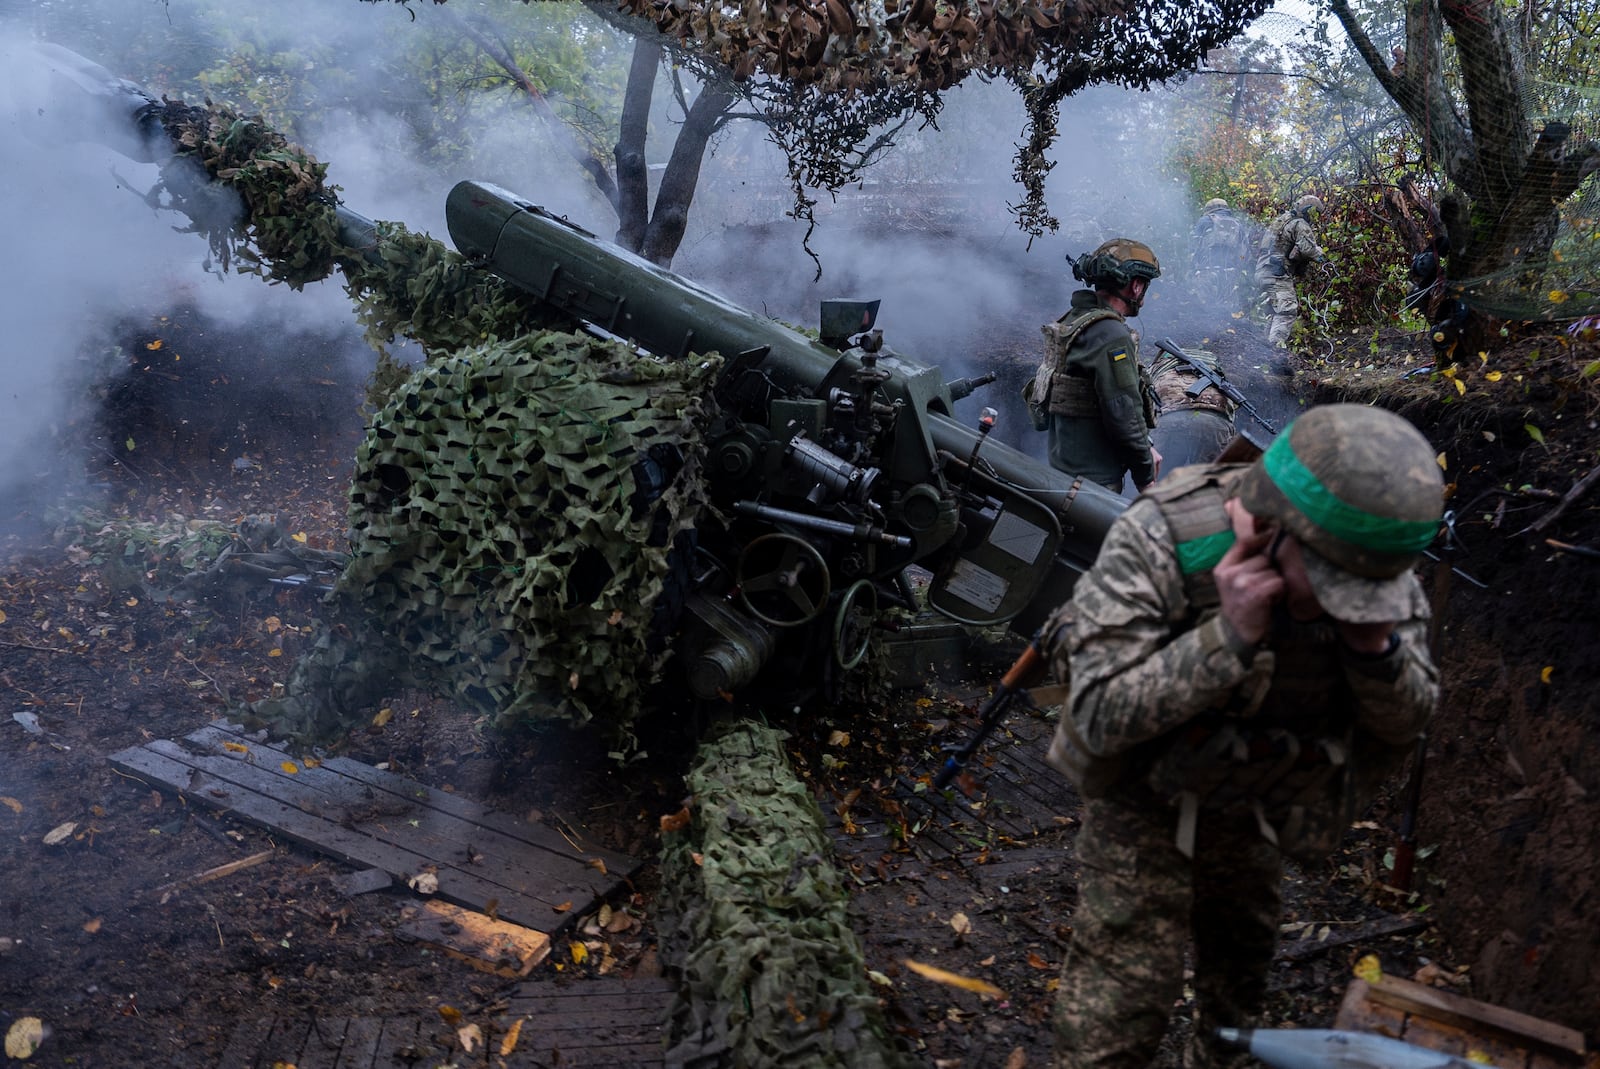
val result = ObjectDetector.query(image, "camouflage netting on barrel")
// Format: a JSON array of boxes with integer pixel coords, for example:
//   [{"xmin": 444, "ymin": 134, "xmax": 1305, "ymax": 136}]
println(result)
[
  {"xmin": 249, "ymin": 331, "xmax": 720, "ymax": 747},
  {"xmin": 657, "ymin": 719, "xmax": 913, "ymax": 1068}
]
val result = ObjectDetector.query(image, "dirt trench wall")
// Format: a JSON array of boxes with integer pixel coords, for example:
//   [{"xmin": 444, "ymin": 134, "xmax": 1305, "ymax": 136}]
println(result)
[{"xmin": 1423, "ymin": 553, "xmax": 1600, "ymax": 1036}]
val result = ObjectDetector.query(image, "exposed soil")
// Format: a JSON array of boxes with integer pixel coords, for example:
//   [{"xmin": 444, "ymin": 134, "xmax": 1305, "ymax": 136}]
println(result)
[{"xmin": 2, "ymin": 301, "xmax": 1597, "ymax": 1068}]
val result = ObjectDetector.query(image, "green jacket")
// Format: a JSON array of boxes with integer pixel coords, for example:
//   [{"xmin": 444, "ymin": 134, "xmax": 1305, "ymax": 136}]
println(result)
[{"xmin": 1037, "ymin": 290, "xmax": 1156, "ymax": 490}]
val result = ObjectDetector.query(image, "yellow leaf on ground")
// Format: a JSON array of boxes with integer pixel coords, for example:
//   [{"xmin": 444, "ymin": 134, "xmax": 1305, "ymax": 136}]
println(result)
[
  {"xmin": 437, "ymin": 1005, "xmax": 462, "ymax": 1025},
  {"xmin": 1540, "ymin": 666, "xmax": 1554, "ymax": 683},
  {"xmin": 372, "ymin": 707, "xmax": 394, "ymax": 727},
  {"xmin": 280, "ymin": 762, "xmax": 299, "ymax": 774},
  {"xmin": 1353, "ymin": 954, "xmax": 1383, "ymax": 983},
  {"xmin": 5, "ymin": 1017, "xmax": 45, "ymax": 1059},
  {"xmin": 569, "ymin": 941, "xmax": 588, "ymax": 964},
  {"xmin": 0, "ymin": 608, "xmax": 6, "ymax": 623},
  {"xmin": 903, "ymin": 959, "xmax": 1005, "ymax": 999},
  {"xmin": 82, "ymin": 917, "xmax": 102, "ymax": 934},
  {"xmin": 291, "ymin": 532, "xmax": 307, "ymax": 544},
  {"xmin": 223, "ymin": 741, "xmax": 249, "ymax": 753},
  {"xmin": 499, "ymin": 1017, "xmax": 526, "ymax": 1056},
  {"xmin": 0, "ymin": 797, "xmax": 22, "ymax": 815}
]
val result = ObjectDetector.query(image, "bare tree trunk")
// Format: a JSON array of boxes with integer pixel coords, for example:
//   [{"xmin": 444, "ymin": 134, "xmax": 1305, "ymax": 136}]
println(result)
[
  {"xmin": 640, "ymin": 82, "xmax": 736, "ymax": 267},
  {"xmin": 1329, "ymin": 0, "xmax": 1598, "ymax": 323},
  {"xmin": 614, "ymin": 38, "xmax": 661, "ymax": 252}
]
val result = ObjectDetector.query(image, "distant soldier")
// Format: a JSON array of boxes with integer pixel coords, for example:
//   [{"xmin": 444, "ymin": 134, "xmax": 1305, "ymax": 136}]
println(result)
[
  {"xmin": 1025, "ymin": 239, "xmax": 1164, "ymax": 493},
  {"xmin": 1046, "ymin": 403, "xmax": 1444, "ymax": 1069},
  {"xmin": 1146, "ymin": 347, "xmax": 1238, "ymax": 472},
  {"xmin": 1190, "ymin": 199, "xmax": 1252, "ymax": 307},
  {"xmin": 1255, "ymin": 194, "xmax": 1328, "ymax": 348}
]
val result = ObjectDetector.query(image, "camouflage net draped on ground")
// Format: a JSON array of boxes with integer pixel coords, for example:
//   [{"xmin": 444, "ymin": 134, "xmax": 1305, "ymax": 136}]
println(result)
[
  {"xmin": 657, "ymin": 718, "xmax": 912, "ymax": 1068},
  {"xmin": 248, "ymin": 332, "xmax": 720, "ymax": 748}
]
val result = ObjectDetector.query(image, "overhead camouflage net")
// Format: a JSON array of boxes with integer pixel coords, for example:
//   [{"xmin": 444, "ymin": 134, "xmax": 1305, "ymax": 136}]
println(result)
[
  {"xmin": 249, "ymin": 332, "xmax": 720, "ymax": 748},
  {"xmin": 658, "ymin": 718, "xmax": 913, "ymax": 1068}
]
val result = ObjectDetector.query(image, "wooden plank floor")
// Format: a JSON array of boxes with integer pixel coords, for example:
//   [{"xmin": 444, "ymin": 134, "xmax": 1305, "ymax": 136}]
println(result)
[
  {"xmin": 108, "ymin": 721, "xmax": 638, "ymax": 934},
  {"xmin": 828, "ymin": 706, "xmax": 1078, "ymax": 882},
  {"xmin": 216, "ymin": 977, "xmax": 675, "ymax": 1068}
]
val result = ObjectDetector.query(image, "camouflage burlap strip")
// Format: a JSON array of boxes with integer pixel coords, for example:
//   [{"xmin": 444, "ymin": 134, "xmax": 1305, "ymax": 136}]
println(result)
[
  {"xmin": 657, "ymin": 718, "xmax": 913, "ymax": 1068},
  {"xmin": 248, "ymin": 329, "xmax": 719, "ymax": 748}
]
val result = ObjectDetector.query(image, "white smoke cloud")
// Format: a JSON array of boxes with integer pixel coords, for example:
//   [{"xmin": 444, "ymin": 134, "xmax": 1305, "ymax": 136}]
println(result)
[{"xmin": 1, "ymin": 2, "xmax": 1210, "ymax": 510}]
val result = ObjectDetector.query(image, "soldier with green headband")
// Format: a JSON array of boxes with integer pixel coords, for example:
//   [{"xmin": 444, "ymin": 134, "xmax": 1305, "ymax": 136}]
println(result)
[{"xmin": 1043, "ymin": 404, "xmax": 1444, "ymax": 1069}]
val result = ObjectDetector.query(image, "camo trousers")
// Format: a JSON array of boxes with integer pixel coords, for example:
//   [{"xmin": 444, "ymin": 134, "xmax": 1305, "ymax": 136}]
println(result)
[
  {"xmin": 1260, "ymin": 274, "xmax": 1300, "ymax": 348},
  {"xmin": 1053, "ymin": 793, "xmax": 1282, "ymax": 1069}
]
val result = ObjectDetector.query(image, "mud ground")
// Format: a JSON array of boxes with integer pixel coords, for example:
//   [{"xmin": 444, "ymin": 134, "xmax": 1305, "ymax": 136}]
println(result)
[{"xmin": 2, "ymin": 301, "xmax": 1596, "ymax": 1067}]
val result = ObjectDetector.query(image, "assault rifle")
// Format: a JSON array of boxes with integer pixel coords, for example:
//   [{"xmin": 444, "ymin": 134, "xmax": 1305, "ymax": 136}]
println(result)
[
  {"xmin": 1153, "ymin": 338, "xmax": 1279, "ymax": 436},
  {"xmin": 932, "ymin": 617, "xmax": 1068, "ymax": 789}
]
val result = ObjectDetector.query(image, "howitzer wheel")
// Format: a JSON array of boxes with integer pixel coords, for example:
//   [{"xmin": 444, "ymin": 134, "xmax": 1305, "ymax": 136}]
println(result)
[
  {"xmin": 833, "ymin": 580, "xmax": 878, "ymax": 669},
  {"xmin": 736, "ymin": 534, "xmax": 831, "ymax": 628}
]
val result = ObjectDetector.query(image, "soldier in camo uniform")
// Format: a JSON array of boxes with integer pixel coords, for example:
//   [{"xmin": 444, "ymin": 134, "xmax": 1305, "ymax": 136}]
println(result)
[
  {"xmin": 1145, "ymin": 348, "xmax": 1238, "ymax": 473},
  {"xmin": 1043, "ymin": 404, "xmax": 1443, "ymax": 1069},
  {"xmin": 1255, "ymin": 195, "xmax": 1328, "ymax": 349},
  {"xmin": 1025, "ymin": 239, "xmax": 1164, "ymax": 493}
]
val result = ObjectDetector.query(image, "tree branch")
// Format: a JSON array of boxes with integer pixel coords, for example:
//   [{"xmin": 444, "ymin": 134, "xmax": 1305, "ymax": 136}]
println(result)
[{"xmin": 445, "ymin": 9, "xmax": 619, "ymax": 209}]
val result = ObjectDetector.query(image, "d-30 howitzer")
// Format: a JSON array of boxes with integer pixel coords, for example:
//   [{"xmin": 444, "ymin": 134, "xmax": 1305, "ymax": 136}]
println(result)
[
  {"xmin": 437, "ymin": 180, "xmax": 1125, "ymax": 698},
  {"xmin": 42, "ymin": 43, "xmax": 1130, "ymax": 716}
]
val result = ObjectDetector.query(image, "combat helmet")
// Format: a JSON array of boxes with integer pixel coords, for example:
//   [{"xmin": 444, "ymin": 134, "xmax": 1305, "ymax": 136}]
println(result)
[
  {"xmin": 1203, "ymin": 198, "xmax": 1230, "ymax": 213},
  {"xmin": 1072, "ymin": 238, "xmax": 1162, "ymax": 290},
  {"xmin": 1292, "ymin": 194, "xmax": 1326, "ymax": 219},
  {"xmin": 1235, "ymin": 404, "xmax": 1443, "ymax": 623}
]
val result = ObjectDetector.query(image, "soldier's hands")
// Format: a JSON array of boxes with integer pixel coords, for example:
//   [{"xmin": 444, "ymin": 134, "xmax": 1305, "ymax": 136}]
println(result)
[
  {"xmin": 1215, "ymin": 499, "xmax": 1285, "ymax": 645},
  {"xmin": 1150, "ymin": 446, "xmax": 1163, "ymax": 483}
]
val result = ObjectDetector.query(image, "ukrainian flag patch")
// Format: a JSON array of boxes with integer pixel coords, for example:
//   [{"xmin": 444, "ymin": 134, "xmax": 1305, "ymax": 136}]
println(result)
[{"xmin": 1110, "ymin": 346, "xmax": 1129, "ymax": 361}]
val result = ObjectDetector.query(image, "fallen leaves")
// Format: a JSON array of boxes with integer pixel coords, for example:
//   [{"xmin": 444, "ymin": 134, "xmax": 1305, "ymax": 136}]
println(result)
[
  {"xmin": 903, "ymin": 958, "xmax": 1006, "ymax": 1000},
  {"xmin": 42, "ymin": 822, "xmax": 77, "ymax": 846}
]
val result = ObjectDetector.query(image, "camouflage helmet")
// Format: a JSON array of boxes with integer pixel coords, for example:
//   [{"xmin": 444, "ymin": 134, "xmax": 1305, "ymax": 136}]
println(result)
[
  {"xmin": 1292, "ymin": 194, "xmax": 1326, "ymax": 218},
  {"xmin": 1203, "ymin": 198, "xmax": 1230, "ymax": 213},
  {"xmin": 1072, "ymin": 238, "xmax": 1162, "ymax": 290},
  {"xmin": 1235, "ymin": 404, "xmax": 1443, "ymax": 623}
]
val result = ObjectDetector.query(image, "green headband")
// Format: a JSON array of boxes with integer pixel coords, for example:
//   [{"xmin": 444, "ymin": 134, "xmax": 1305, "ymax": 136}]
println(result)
[{"xmin": 1262, "ymin": 432, "xmax": 1439, "ymax": 554}]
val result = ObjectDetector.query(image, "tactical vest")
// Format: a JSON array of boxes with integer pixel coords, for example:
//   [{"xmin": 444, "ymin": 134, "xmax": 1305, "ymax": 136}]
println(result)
[
  {"xmin": 1048, "ymin": 465, "xmax": 1368, "ymax": 862},
  {"xmin": 1026, "ymin": 307, "xmax": 1127, "ymax": 422}
]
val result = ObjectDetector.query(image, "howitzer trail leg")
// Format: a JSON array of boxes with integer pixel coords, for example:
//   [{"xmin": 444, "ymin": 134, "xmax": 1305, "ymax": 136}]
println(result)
[{"xmin": 1053, "ymin": 798, "xmax": 1190, "ymax": 1069}]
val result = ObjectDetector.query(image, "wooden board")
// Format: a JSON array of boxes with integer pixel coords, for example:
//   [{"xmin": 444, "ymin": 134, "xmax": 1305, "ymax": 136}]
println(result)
[
  {"xmin": 829, "ymin": 707, "xmax": 1078, "ymax": 880},
  {"xmin": 397, "ymin": 898, "xmax": 551, "ymax": 977},
  {"xmin": 110, "ymin": 722, "xmax": 639, "ymax": 935},
  {"xmin": 1336, "ymin": 974, "xmax": 1597, "ymax": 1069},
  {"xmin": 217, "ymin": 977, "xmax": 675, "ymax": 1068}
]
